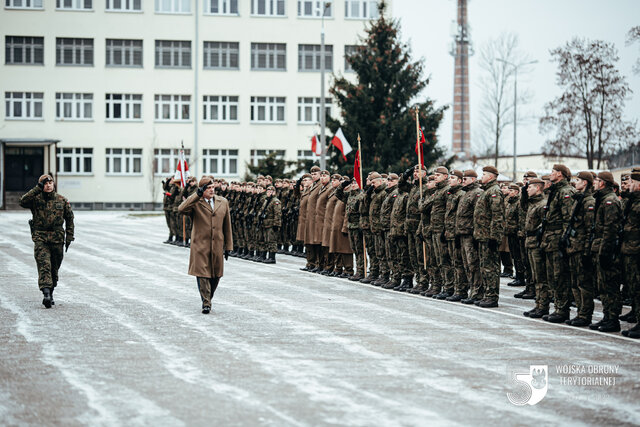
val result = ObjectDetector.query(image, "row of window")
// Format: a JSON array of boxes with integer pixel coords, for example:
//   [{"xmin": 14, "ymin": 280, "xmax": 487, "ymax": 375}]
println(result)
[
  {"xmin": 56, "ymin": 147, "xmax": 315, "ymax": 176},
  {"xmin": 5, "ymin": 0, "xmax": 379, "ymax": 19},
  {"xmin": 5, "ymin": 36, "xmax": 358, "ymax": 71},
  {"xmin": 5, "ymin": 91, "xmax": 331, "ymax": 124}
]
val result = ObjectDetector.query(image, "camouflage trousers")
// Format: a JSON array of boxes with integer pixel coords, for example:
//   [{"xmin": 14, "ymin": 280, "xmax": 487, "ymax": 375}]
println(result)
[
  {"xmin": 596, "ymin": 254, "xmax": 622, "ymax": 319},
  {"xmin": 479, "ymin": 241, "xmax": 500, "ymax": 302},
  {"xmin": 507, "ymin": 234, "xmax": 525, "ymax": 281},
  {"xmin": 448, "ymin": 239, "xmax": 468, "ymax": 297},
  {"xmin": 460, "ymin": 235, "xmax": 481, "ymax": 299},
  {"xmin": 348, "ymin": 228, "xmax": 365, "ymax": 276},
  {"xmin": 184, "ymin": 215, "xmax": 192, "ymax": 240},
  {"xmin": 164, "ymin": 210, "xmax": 173, "ymax": 236},
  {"xmin": 264, "ymin": 227, "xmax": 278, "ymax": 252},
  {"xmin": 431, "ymin": 233, "xmax": 452, "ymax": 293},
  {"xmin": 545, "ymin": 250, "xmax": 571, "ymax": 315},
  {"xmin": 528, "ymin": 247, "xmax": 550, "ymax": 311},
  {"xmin": 424, "ymin": 233, "xmax": 439, "ymax": 287},
  {"xmin": 389, "ymin": 235, "xmax": 411, "ymax": 282},
  {"xmin": 568, "ymin": 253, "xmax": 594, "ymax": 320},
  {"xmin": 375, "ymin": 231, "xmax": 389, "ymax": 277},
  {"xmin": 623, "ymin": 254, "xmax": 640, "ymax": 323},
  {"xmin": 519, "ymin": 237, "xmax": 533, "ymax": 286},
  {"xmin": 169, "ymin": 211, "xmax": 179, "ymax": 237},
  {"xmin": 34, "ymin": 241, "xmax": 64, "ymax": 290},
  {"xmin": 363, "ymin": 230, "xmax": 378, "ymax": 277},
  {"xmin": 407, "ymin": 232, "xmax": 427, "ymax": 285}
]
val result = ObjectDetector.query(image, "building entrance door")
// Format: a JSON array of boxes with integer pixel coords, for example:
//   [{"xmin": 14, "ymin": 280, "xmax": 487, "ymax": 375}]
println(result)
[{"xmin": 4, "ymin": 147, "xmax": 44, "ymax": 192}]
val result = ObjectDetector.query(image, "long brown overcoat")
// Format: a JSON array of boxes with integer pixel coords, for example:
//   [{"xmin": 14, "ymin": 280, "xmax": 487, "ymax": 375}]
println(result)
[
  {"xmin": 322, "ymin": 189, "xmax": 338, "ymax": 247},
  {"xmin": 296, "ymin": 187, "xmax": 309, "ymax": 242},
  {"xmin": 178, "ymin": 193, "xmax": 233, "ymax": 278},
  {"xmin": 313, "ymin": 184, "xmax": 330, "ymax": 245},
  {"xmin": 329, "ymin": 198, "xmax": 352, "ymax": 254},
  {"xmin": 305, "ymin": 182, "xmax": 321, "ymax": 244}
]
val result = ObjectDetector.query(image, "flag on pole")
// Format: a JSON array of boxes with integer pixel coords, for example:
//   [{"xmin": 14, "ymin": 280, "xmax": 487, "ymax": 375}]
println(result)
[
  {"xmin": 415, "ymin": 127, "xmax": 426, "ymax": 168},
  {"xmin": 174, "ymin": 146, "xmax": 190, "ymax": 187},
  {"xmin": 331, "ymin": 127, "xmax": 352, "ymax": 161},
  {"xmin": 311, "ymin": 134, "xmax": 322, "ymax": 156},
  {"xmin": 353, "ymin": 150, "xmax": 362, "ymax": 189}
]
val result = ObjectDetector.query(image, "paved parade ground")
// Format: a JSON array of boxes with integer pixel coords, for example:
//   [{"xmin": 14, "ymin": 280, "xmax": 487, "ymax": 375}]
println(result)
[{"xmin": 0, "ymin": 211, "xmax": 638, "ymax": 426}]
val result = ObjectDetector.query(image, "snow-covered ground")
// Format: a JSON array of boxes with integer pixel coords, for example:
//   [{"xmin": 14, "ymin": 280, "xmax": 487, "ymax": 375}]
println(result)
[{"xmin": 0, "ymin": 211, "xmax": 638, "ymax": 426}]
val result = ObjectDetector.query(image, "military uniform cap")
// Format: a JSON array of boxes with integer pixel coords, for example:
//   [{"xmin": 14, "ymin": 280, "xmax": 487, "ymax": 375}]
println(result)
[
  {"xmin": 415, "ymin": 164, "xmax": 427, "ymax": 171},
  {"xmin": 434, "ymin": 166, "xmax": 449, "ymax": 175},
  {"xmin": 631, "ymin": 172, "xmax": 640, "ymax": 181},
  {"xmin": 198, "ymin": 176, "xmax": 214, "ymax": 188},
  {"xmin": 265, "ymin": 175, "xmax": 273, "ymax": 181},
  {"xmin": 310, "ymin": 166, "xmax": 321, "ymax": 172},
  {"xmin": 508, "ymin": 183, "xmax": 520, "ymax": 191},
  {"xmin": 552, "ymin": 164, "xmax": 571, "ymax": 179},
  {"xmin": 428, "ymin": 175, "xmax": 436, "ymax": 181},
  {"xmin": 257, "ymin": 174, "xmax": 265, "ymax": 179},
  {"xmin": 388, "ymin": 173, "xmax": 399, "ymax": 180},
  {"xmin": 528, "ymin": 178, "xmax": 544, "ymax": 185},
  {"xmin": 301, "ymin": 173, "xmax": 311, "ymax": 179},
  {"xmin": 381, "ymin": 173, "xmax": 388, "ymax": 179},
  {"xmin": 369, "ymin": 172, "xmax": 382, "ymax": 180},
  {"xmin": 267, "ymin": 185, "xmax": 275, "ymax": 191},
  {"xmin": 621, "ymin": 174, "xmax": 630, "ymax": 181},
  {"xmin": 576, "ymin": 171, "xmax": 593, "ymax": 184},
  {"xmin": 483, "ymin": 165, "xmax": 499, "ymax": 175},
  {"xmin": 38, "ymin": 174, "xmax": 54, "ymax": 183},
  {"xmin": 524, "ymin": 171, "xmax": 537, "ymax": 178},
  {"xmin": 463, "ymin": 169, "xmax": 477, "ymax": 178},
  {"xmin": 331, "ymin": 173, "xmax": 342, "ymax": 180},
  {"xmin": 597, "ymin": 171, "xmax": 615, "ymax": 185},
  {"xmin": 451, "ymin": 170, "xmax": 463, "ymax": 179},
  {"xmin": 541, "ymin": 174, "xmax": 551, "ymax": 181}
]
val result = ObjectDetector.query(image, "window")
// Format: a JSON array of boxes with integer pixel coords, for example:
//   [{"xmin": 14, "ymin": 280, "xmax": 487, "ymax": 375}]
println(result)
[
  {"xmin": 297, "ymin": 0, "xmax": 331, "ymax": 17},
  {"xmin": 202, "ymin": 149, "xmax": 238, "ymax": 175},
  {"xmin": 105, "ymin": 93, "xmax": 142, "ymax": 120},
  {"xmin": 56, "ymin": 38, "xmax": 93, "ymax": 66},
  {"xmin": 297, "ymin": 97, "xmax": 330, "ymax": 124},
  {"xmin": 250, "ymin": 43, "xmax": 285, "ymax": 70},
  {"xmin": 106, "ymin": 0, "xmax": 141, "ymax": 11},
  {"xmin": 344, "ymin": 44, "xmax": 361, "ymax": 72},
  {"xmin": 203, "ymin": 41, "xmax": 238, "ymax": 69},
  {"xmin": 297, "ymin": 149, "xmax": 318, "ymax": 161},
  {"xmin": 5, "ymin": 0, "xmax": 43, "ymax": 9},
  {"xmin": 251, "ymin": 0, "xmax": 285, "ymax": 16},
  {"xmin": 56, "ymin": 93, "xmax": 93, "ymax": 120},
  {"xmin": 250, "ymin": 149, "xmax": 285, "ymax": 166},
  {"xmin": 153, "ymin": 148, "xmax": 191, "ymax": 174},
  {"xmin": 298, "ymin": 44, "xmax": 332, "ymax": 71},
  {"xmin": 204, "ymin": 0, "xmax": 237, "ymax": 15},
  {"xmin": 250, "ymin": 96, "xmax": 285, "ymax": 123},
  {"xmin": 203, "ymin": 95, "xmax": 238, "ymax": 122},
  {"xmin": 5, "ymin": 92, "xmax": 43, "ymax": 119},
  {"xmin": 57, "ymin": 148, "xmax": 93, "ymax": 174},
  {"xmin": 5, "ymin": 36, "xmax": 44, "ymax": 65},
  {"xmin": 56, "ymin": 0, "xmax": 92, "ymax": 10},
  {"xmin": 106, "ymin": 148, "xmax": 142, "ymax": 175},
  {"xmin": 345, "ymin": 0, "xmax": 378, "ymax": 19},
  {"xmin": 155, "ymin": 40, "xmax": 191, "ymax": 68},
  {"xmin": 155, "ymin": 95, "xmax": 191, "ymax": 121},
  {"xmin": 106, "ymin": 39, "xmax": 143, "ymax": 67},
  {"xmin": 155, "ymin": 0, "xmax": 190, "ymax": 13}
]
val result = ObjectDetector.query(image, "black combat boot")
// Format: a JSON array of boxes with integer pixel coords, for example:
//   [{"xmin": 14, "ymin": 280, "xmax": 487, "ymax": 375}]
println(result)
[
  {"xmin": 620, "ymin": 310, "xmax": 637, "ymax": 322},
  {"xmin": 185, "ymin": 239, "xmax": 190, "ymax": 248},
  {"xmin": 264, "ymin": 251, "xmax": 276, "ymax": 264},
  {"xmin": 598, "ymin": 318, "xmax": 621, "ymax": 333},
  {"xmin": 446, "ymin": 294, "xmax": 464, "ymax": 302},
  {"xmin": 589, "ymin": 316, "xmax": 609, "ymax": 330},
  {"xmin": 461, "ymin": 297, "xmax": 477, "ymax": 304},
  {"xmin": 622, "ymin": 323, "xmax": 640, "ymax": 338},
  {"xmin": 477, "ymin": 299, "xmax": 499, "ymax": 308},
  {"xmin": 507, "ymin": 278, "xmax": 525, "ymax": 287},
  {"xmin": 395, "ymin": 277, "xmax": 413, "ymax": 292},
  {"xmin": 435, "ymin": 291, "xmax": 452, "ymax": 300},
  {"xmin": 349, "ymin": 273, "xmax": 363, "ymax": 281},
  {"xmin": 528, "ymin": 308, "xmax": 549, "ymax": 318},
  {"xmin": 50, "ymin": 287, "xmax": 55, "ymax": 306},
  {"xmin": 176, "ymin": 238, "xmax": 185, "ymax": 247},
  {"xmin": 382, "ymin": 279, "xmax": 399, "ymax": 289},
  {"xmin": 163, "ymin": 235, "xmax": 174, "ymax": 244},
  {"xmin": 566, "ymin": 317, "xmax": 591, "ymax": 327},
  {"xmin": 42, "ymin": 288, "xmax": 52, "ymax": 309},
  {"xmin": 523, "ymin": 308, "xmax": 537, "ymax": 317}
]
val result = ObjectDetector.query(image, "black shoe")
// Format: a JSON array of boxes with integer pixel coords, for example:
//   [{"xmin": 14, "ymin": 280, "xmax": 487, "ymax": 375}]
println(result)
[
  {"xmin": 567, "ymin": 317, "xmax": 591, "ymax": 327},
  {"xmin": 163, "ymin": 236, "xmax": 174, "ymax": 244},
  {"xmin": 461, "ymin": 298, "xmax": 477, "ymax": 305},
  {"xmin": 528, "ymin": 309, "xmax": 549, "ymax": 318},
  {"xmin": 50, "ymin": 288, "xmax": 55, "ymax": 306},
  {"xmin": 446, "ymin": 294, "xmax": 464, "ymax": 302},
  {"xmin": 434, "ymin": 292, "xmax": 451, "ymax": 300},
  {"xmin": 523, "ymin": 308, "xmax": 537, "ymax": 317},
  {"xmin": 545, "ymin": 312, "xmax": 569, "ymax": 323},
  {"xmin": 395, "ymin": 278, "xmax": 413, "ymax": 292},
  {"xmin": 520, "ymin": 292, "xmax": 536, "ymax": 300},
  {"xmin": 500, "ymin": 272, "xmax": 512, "ymax": 278},
  {"xmin": 202, "ymin": 306, "xmax": 210, "ymax": 314},
  {"xmin": 349, "ymin": 274, "xmax": 363, "ymax": 281},
  {"xmin": 424, "ymin": 288, "xmax": 440, "ymax": 297},
  {"xmin": 478, "ymin": 299, "xmax": 498, "ymax": 308},
  {"xmin": 360, "ymin": 275, "xmax": 377, "ymax": 284},
  {"xmin": 300, "ymin": 266, "xmax": 310, "ymax": 271},
  {"xmin": 42, "ymin": 288, "xmax": 52, "ymax": 309},
  {"xmin": 263, "ymin": 252, "xmax": 276, "ymax": 264},
  {"xmin": 622, "ymin": 323, "xmax": 640, "ymax": 338},
  {"xmin": 507, "ymin": 279, "xmax": 525, "ymax": 287},
  {"xmin": 382, "ymin": 280, "xmax": 399, "ymax": 289},
  {"xmin": 598, "ymin": 319, "xmax": 621, "ymax": 333},
  {"xmin": 589, "ymin": 317, "xmax": 608, "ymax": 330},
  {"xmin": 619, "ymin": 310, "xmax": 637, "ymax": 322},
  {"xmin": 320, "ymin": 270, "xmax": 331, "ymax": 276},
  {"xmin": 309, "ymin": 267, "xmax": 320, "ymax": 273}
]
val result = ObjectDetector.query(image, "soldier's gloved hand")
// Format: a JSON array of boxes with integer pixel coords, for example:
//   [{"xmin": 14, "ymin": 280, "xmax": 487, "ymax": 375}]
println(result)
[
  {"xmin": 366, "ymin": 186, "xmax": 375, "ymax": 195},
  {"xmin": 37, "ymin": 178, "xmax": 49, "ymax": 190},
  {"xmin": 224, "ymin": 250, "xmax": 229, "ymax": 261},
  {"xmin": 65, "ymin": 240, "xmax": 71, "ymax": 252},
  {"xmin": 340, "ymin": 179, "xmax": 351, "ymax": 189},
  {"xmin": 196, "ymin": 185, "xmax": 205, "ymax": 197},
  {"xmin": 403, "ymin": 168, "xmax": 413, "ymax": 181},
  {"xmin": 488, "ymin": 239, "xmax": 498, "ymax": 252}
]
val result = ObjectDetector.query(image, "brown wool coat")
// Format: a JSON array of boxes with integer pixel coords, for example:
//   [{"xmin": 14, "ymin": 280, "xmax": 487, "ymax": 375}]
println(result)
[
  {"xmin": 322, "ymin": 190, "xmax": 339, "ymax": 247},
  {"xmin": 296, "ymin": 187, "xmax": 309, "ymax": 242},
  {"xmin": 178, "ymin": 193, "xmax": 233, "ymax": 278},
  {"xmin": 329, "ymin": 198, "xmax": 352, "ymax": 254},
  {"xmin": 313, "ymin": 184, "xmax": 331, "ymax": 245},
  {"xmin": 305, "ymin": 182, "xmax": 321, "ymax": 244}
]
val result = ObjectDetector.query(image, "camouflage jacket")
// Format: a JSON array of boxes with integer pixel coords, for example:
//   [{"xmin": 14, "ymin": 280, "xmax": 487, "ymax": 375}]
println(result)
[
  {"xmin": 379, "ymin": 186, "xmax": 397, "ymax": 232},
  {"xmin": 430, "ymin": 180, "xmax": 449, "ymax": 233},
  {"xmin": 505, "ymin": 196, "xmax": 520, "ymax": 236},
  {"xmin": 455, "ymin": 181, "xmax": 481, "ymax": 236},
  {"xmin": 359, "ymin": 186, "xmax": 373, "ymax": 230},
  {"xmin": 473, "ymin": 179, "xmax": 504, "ymax": 242},
  {"xmin": 419, "ymin": 188, "xmax": 436, "ymax": 236},
  {"xmin": 541, "ymin": 179, "xmax": 576, "ymax": 252},
  {"xmin": 566, "ymin": 189, "xmax": 596, "ymax": 256},
  {"xmin": 369, "ymin": 184, "xmax": 387, "ymax": 233},
  {"xmin": 405, "ymin": 181, "xmax": 427, "ymax": 233},
  {"xmin": 261, "ymin": 196, "xmax": 282, "ymax": 228},
  {"xmin": 621, "ymin": 191, "xmax": 640, "ymax": 255},
  {"xmin": 524, "ymin": 193, "xmax": 546, "ymax": 249},
  {"xmin": 444, "ymin": 185, "xmax": 463, "ymax": 240},
  {"xmin": 336, "ymin": 187, "xmax": 362, "ymax": 230},
  {"xmin": 389, "ymin": 187, "xmax": 408, "ymax": 238},
  {"xmin": 19, "ymin": 187, "xmax": 74, "ymax": 244},
  {"xmin": 591, "ymin": 187, "xmax": 622, "ymax": 255}
]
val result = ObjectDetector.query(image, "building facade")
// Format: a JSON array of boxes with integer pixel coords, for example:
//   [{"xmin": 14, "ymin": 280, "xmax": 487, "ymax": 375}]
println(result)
[{"xmin": 0, "ymin": 0, "xmax": 387, "ymax": 209}]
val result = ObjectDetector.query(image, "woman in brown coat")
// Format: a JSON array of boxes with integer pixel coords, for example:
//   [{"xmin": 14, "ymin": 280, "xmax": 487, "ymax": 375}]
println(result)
[{"xmin": 178, "ymin": 177, "xmax": 233, "ymax": 314}]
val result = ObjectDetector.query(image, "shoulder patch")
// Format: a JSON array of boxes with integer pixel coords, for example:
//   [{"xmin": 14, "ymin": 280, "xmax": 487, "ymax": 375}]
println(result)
[
  {"xmin": 564, "ymin": 194, "xmax": 571, "ymax": 198},
  {"xmin": 606, "ymin": 201, "xmax": 612, "ymax": 205},
  {"xmin": 275, "ymin": 201, "xmax": 280, "ymax": 205},
  {"xmin": 476, "ymin": 194, "xmax": 481, "ymax": 197},
  {"xmin": 588, "ymin": 206, "xmax": 594, "ymax": 210},
  {"xmin": 491, "ymin": 194, "xmax": 497, "ymax": 197}
]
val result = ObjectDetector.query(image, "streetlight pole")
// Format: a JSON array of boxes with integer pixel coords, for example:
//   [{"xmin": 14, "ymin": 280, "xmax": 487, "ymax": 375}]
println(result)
[
  {"xmin": 496, "ymin": 58, "xmax": 537, "ymax": 181},
  {"xmin": 319, "ymin": 2, "xmax": 331, "ymax": 171}
]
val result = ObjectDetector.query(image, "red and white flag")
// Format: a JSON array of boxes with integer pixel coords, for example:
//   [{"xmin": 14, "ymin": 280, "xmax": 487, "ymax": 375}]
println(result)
[
  {"xmin": 311, "ymin": 134, "xmax": 323, "ymax": 156},
  {"xmin": 353, "ymin": 149, "xmax": 362, "ymax": 189},
  {"xmin": 174, "ymin": 148, "xmax": 190, "ymax": 187},
  {"xmin": 331, "ymin": 127, "xmax": 352, "ymax": 161},
  {"xmin": 415, "ymin": 126, "xmax": 426, "ymax": 169}
]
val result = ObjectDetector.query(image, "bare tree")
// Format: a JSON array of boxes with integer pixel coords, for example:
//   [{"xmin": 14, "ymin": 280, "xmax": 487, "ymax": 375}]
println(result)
[
  {"xmin": 539, "ymin": 38, "xmax": 636, "ymax": 169},
  {"xmin": 627, "ymin": 26, "xmax": 640, "ymax": 75},
  {"xmin": 475, "ymin": 32, "xmax": 533, "ymax": 164}
]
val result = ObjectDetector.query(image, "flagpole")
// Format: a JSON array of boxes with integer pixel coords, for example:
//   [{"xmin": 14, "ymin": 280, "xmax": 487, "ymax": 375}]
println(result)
[
  {"xmin": 358, "ymin": 133, "xmax": 367, "ymax": 276},
  {"xmin": 415, "ymin": 109, "xmax": 427, "ymax": 269},
  {"xmin": 180, "ymin": 140, "xmax": 186, "ymax": 245}
]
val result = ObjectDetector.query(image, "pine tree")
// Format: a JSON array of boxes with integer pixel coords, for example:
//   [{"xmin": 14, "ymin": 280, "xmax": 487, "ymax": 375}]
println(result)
[
  {"xmin": 327, "ymin": 0, "xmax": 446, "ymax": 174},
  {"xmin": 244, "ymin": 152, "xmax": 298, "ymax": 180}
]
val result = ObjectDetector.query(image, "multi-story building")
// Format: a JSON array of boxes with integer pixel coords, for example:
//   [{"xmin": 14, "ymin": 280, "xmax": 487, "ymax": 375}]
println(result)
[{"xmin": 0, "ymin": 0, "xmax": 387, "ymax": 209}]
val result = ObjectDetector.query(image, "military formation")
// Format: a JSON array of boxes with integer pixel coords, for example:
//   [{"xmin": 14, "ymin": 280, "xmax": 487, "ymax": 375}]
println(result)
[{"xmin": 159, "ymin": 164, "xmax": 640, "ymax": 338}]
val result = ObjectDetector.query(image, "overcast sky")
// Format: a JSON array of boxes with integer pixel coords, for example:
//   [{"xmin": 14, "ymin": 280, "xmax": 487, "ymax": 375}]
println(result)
[{"xmin": 391, "ymin": 0, "xmax": 640, "ymax": 156}]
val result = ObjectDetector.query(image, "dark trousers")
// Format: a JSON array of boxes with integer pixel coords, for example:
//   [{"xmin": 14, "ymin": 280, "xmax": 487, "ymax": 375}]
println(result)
[{"xmin": 197, "ymin": 276, "xmax": 220, "ymax": 308}]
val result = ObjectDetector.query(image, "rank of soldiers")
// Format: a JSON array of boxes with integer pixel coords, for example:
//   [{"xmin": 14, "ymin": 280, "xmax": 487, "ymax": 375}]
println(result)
[{"xmin": 160, "ymin": 165, "xmax": 640, "ymax": 338}]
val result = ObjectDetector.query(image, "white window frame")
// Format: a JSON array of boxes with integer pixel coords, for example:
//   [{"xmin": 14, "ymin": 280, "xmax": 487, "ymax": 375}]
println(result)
[
  {"xmin": 5, "ymin": 0, "xmax": 43, "ymax": 9},
  {"xmin": 203, "ymin": 41, "xmax": 239, "ymax": 69},
  {"xmin": 105, "ymin": 148, "xmax": 143, "ymax": 175},
  {"xmin": 4, "ymin": 92, "xmax": 43, "ymax": 120},
  {"xmin": 56, "ymin": 37, "xmax": 94, "ymax": 66},
  {"xmin": 155, "ymin": 40, "xmax": 191, "ymax": 68},
  {"xmin": 203, "ymin": 95, "xmax": 239, "ymax": 123},
  {"xmin": 56, "ymin": 93, "xmax": 93, "ymax": 121},
  {"xmin": 57, "ymin": 147, "xmax": 93, "ymax": 175},
  {"xmin": 298, "ymin": 44, "xmax": 332, "ymax": 71},
  {"xmin": 297, "ymin": 97, "xmax": 330, "ymax": 124},
  {"xmin": 344, "ymin": 0, "xmax": 378, "ymax": 19},
  {"xmin": 344, "ymin": 44, "xmax": 360, "ymax": 72},
  {"xmin": 297, "ymin": 149, "xmax": 319, "ymax": 161},
  {"xmin": 105, "ymin": 93, "xmax": 143, "ymax": 121},
  {"xmin": 106, "ymin": 0, "xmax": 142, "ymax": 12},
  {"xmin": 250, "ymin": 149, "xmax": 285, "ymax": 166},
  {"xmin": 202, "ymin": 149, "xmax": 239, "ymax": 176},
  {"xmin": 251, "ymin": 0, "xmax": 285, "ymax": 16},
  {"xmin": 5, "ymin": 36, "xmax": 44, "ymax": 65},
  {"xmin": 154, "ymin": 94, "xmax": 191, "ymax": 122},
  {"xmin": 250, "ymin": 43, "xmax": 286, "ymax": 71},
  {"xmin": 56, "ymin": 0, "xmax": 92, "ymax": 10},
  {"xmin": 203, "ymin": 0, "xmax": 238, "ymax": 15},
  {"xmin": 250, "ymin": 96, "xmax": 285, "ymax": 124},
  {"xmin": 154, "ymin": 148, "xmax": 191, "ymax": 175},
  {"xmin": 106, "ymin": 39, "xmax": 143, "ymax": 67},
  {"xmin": 297, "ymin": 0, "xmax": 332, "ymax": 18},
  {"xmin": 155, "ymin": 0, "xmax": 191, "ymax": 14}
]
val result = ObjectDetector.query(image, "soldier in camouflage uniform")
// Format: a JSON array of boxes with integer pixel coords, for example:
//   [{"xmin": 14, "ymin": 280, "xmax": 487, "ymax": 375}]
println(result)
[
  {"xmin": 514, "ymin": 171, "xmax": 538, "ymax": 299},
  {"xmin": 182, "ymin": 177, "xmax": 198, "ymax": 247},
  {"xmin": 162, "ymin": 177, "xmax": 175, "ymax": 243},
  {"xmin": 19, "ymin": 174, "xmax": 74, "ymax": 308},
  {"xmin": 171, "ymin": 179, "xmax": 185, "ymax": 246},
  {"xmin": 368, "ymin": 173, "xmax": 388, "ymax": 285},
  {"xmin": 472, "ymin": 166, "xmax": 505, "ymax": 308},
  {"xmin": 359, "ymin": 173, "xmax": 379, "ymax": 284},
  {"xmin": 388, "ymin": 174, "xmax": 412, "ymax": 290},
  {"xmin": 336, "ymin": 178, "xmax": 365, "ymax": 280},
  {"xmin": 419, "ymin": 176, "xmax": 438, "ymax": 296},
  {"xmin": 379, "ymin": 174, "xmax": 400, "ymax": 288},
  {"xmin": 403, "ymin": 166, "xmax": 429, "ymax": 294},
  {"xmin": 457, "ymin": 170, "xmax": 483, "ymax": 304},
  {"xmin": 443, "ymin": 170, "xmax": 467, "ymax": 301},
  {"xmin": 261, "ymin": 185, "xmax": 282, "ymax": 264},
  {"xmin": 428, "ymin": 166, "xmax": 451, "ymax": 298},
  {"xmin": 505, "ymin": 184, "xmax": 525, "ymax": 287},
  {"xmin": 622, "ymin": 171, "xmax": 640, "ymax": 338}
]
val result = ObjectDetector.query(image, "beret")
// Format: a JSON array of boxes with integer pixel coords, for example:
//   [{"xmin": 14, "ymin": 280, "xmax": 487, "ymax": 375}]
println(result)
[
  {"xmin": 576, "ymin": 171, "xmax": 593, "ymax": 184},
  {"xmin": 414, "ymin": 164, "xmax": 427, "ymax": 171},
  {"xmin": 302, "ymin": 173, "xmax": 311, "ymax": 179},
  {"xmin": 267, "ymin": 185, "xmax": 275, "ymax": 191},
  {"xmin": 529, "ymin": 178, "xmax": 544, "ymax": 185},
  {"xmin": 508, "ymin": 183, "xmax": 520, "ymax": 191},
  {"xmin": 463, "ymin": 169, "xmax": 477, "ymax": 178},
  {"xmin": 434, "ymin": 166, "xmax": 449, "ymax": 175},
  {"xmin": 331, "ymin": 174, "xmax": 342, "ymax": 180},
  {"xmin": 483, "ymin": 165, "xmax": 499, "ymax": 175},
  {"xmin": 524, "ymin": 171, "xmax": 537, "ymax": 178},
  {"xmin": 381, "ymin": 173, "xmax": 388, "ymax": 179},
  {"xmin": 310, "ymin": 166, "xmax": 321, "ymax": 172},
  {"xmin": 451, "ymin": 170, "xmax": 463, "ymax": 179},
  {"xmin": 198, "ymin": 176, "xmax": 214, "ymax": 188},
  {"xmin": 321, "ymin": 170, "xmax": 330, "ymax": 176},
  {"xmin": 369, "ymin": 172, "xmax": 382, "ymax": 179},
  {"xmin": 38, "ymin": 174, "xmax": 54, "ymax": 183},
  {"xmin": 553, "ymin": 164, "xmax": 571, "ymax": 179},
  {"xmin": 631, "ymin": 172, "xmax": 640, "ymax": 181},
  {"xmin": 597, "ymin": 171, "xmax": 615, "ymax": 185},
  {"xmin": 388, "ymin": 173, "xmax": 399, "ymax": 180}
]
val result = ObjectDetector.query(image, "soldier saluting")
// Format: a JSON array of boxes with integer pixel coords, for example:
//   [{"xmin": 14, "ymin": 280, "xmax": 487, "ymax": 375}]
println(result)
[{"xmin": 19, "ymin": 174, "xmax": 74, "ymax": 308}]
